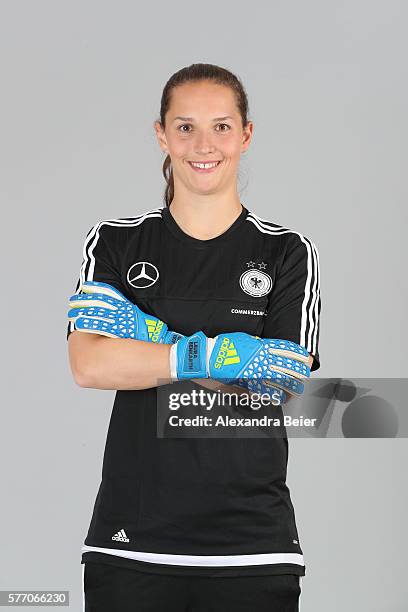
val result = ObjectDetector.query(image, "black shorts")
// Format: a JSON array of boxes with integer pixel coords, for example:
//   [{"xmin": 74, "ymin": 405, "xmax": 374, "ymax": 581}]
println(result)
[{"xmin": 82, "ymin": 562, "xmax": 302, "ymax": 612}]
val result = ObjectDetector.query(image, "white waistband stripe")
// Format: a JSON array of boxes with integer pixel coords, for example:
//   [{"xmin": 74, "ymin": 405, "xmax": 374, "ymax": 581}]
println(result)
[{"xmin": 81, "ymin": 545, "xmax": 304, "ymax": 567}]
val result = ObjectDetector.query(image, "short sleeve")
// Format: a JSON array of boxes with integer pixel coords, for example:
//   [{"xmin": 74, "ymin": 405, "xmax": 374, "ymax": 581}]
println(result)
[
  {"xmin": 262, "ymin": 232, "xmax": 321, "ymax": 371},
  {"xmin": 66, "ymin": 221, "xmax": 127, "ymax": 340}
]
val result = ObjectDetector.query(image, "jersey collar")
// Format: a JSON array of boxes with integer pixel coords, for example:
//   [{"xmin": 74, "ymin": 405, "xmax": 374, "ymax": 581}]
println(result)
[{"xmin": 161, "ymin": 204, "xmax": 249, "ymax": 248}]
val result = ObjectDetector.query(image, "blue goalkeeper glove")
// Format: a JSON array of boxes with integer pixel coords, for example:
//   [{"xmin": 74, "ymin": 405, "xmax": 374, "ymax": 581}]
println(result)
[
  {"xmin": 169, "ymin": 331, "xmax": 311, "ymax": 402},
  {"xmin": 68, "ymin": 281, "xmax": 184, "ymax": 344}
]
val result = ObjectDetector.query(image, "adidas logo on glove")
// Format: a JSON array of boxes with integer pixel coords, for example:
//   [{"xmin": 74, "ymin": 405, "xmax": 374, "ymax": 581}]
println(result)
[
  {"xmin": 214, "ymin": 337, "xmax": 240, "ymax": 369},
  {"xmin": 146, "ymin": 318, "xmax": 164, "ymax": 343}
]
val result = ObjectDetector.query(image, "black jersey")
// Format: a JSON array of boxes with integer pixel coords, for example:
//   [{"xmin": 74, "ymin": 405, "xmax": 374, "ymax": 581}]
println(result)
[{"xmin": 67, "ymin": 204, "xmax": 321, "ymax": 577}]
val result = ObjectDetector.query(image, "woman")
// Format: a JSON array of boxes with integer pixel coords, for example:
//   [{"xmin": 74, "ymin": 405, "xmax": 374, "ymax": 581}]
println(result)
[{"xmin": 67, "ymin": 63, "xmax": 321, "ymax": 612}]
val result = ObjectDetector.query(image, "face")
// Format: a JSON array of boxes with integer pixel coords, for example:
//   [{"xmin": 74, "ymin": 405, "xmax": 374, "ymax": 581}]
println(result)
[{"xmin": 154, "ymin": 80, "xmax": 253, "ymax": 196}]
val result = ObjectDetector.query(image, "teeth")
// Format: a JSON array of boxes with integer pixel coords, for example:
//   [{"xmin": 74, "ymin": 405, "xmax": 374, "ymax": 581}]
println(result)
[{"xmin": 190, "ymin": 161, "xmax": 219, "ymax": 169}]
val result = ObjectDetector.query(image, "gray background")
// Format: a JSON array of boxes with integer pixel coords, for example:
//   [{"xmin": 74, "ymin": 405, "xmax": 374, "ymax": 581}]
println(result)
[{"xmin": 1, "ymin": 0, "xmax": 407, "ymax": 610}]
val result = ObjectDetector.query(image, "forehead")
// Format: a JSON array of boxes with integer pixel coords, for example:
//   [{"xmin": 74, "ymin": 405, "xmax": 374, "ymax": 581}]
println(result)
[{"xmin": 168, "ymin": 81, "xmax": 238, "ymax": 119}]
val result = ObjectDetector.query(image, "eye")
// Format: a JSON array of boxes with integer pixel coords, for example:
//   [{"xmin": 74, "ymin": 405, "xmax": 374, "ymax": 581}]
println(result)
[
  {"xmin": 215, "ymin": 123, "xmax": 231, "ymax": 132},
  {"xmin": 177, "ymin": 124, "xmax": 192, "ymax": 133}
]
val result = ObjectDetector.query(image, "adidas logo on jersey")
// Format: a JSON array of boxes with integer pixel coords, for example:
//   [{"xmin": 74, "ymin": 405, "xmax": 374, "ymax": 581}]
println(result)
[
  {"xmin": 214, "ymin": 336, "xmax": 240, "ymax": 369},
  {"xmin": 112, "ymin": 529, "xmax": 129, "ymax": 543},
  {"xmin": 146, "ymin": 318, "xmax": 164, "ymax": 342}
]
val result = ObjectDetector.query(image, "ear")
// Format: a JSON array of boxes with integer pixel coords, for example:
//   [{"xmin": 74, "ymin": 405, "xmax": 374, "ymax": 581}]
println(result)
[
  {"xmin": 153, "ymin": 120, "xmax": 169, "ymax": 154},
  {"xmin": 242, "ymin": 121, "xmax": 254, "ymax": 153}
]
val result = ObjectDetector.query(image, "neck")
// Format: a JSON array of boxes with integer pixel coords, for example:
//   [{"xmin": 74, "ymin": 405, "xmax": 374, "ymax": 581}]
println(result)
[{"xmin": 169, "ymin": 193, "xmax": 244, "ymax": 241}]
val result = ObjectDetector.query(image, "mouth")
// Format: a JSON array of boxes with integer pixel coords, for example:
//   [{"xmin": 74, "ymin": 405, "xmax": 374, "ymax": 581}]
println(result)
[{"xmin": 187, "ymin": 160, "xmax": 222, "ymax": 173}]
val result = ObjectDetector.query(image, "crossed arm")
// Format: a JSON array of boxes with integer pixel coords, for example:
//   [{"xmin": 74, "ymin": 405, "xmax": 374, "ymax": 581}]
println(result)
[
  {"xmin": 67, "ymin": 281, "xmax": 314, "ymax": 396},
  {"xmin": 68, "ymin": 331, "xmax": 313, "ymax": 393},
  {"xmin": 68, "ymin": 331, "xmax": 173, "ymax": 390}
]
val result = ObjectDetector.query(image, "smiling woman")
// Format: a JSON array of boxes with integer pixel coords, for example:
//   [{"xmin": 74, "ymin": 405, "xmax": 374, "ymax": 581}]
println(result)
[
  {"xmin": 153, "ymin": 71, "xmax": 253, "ymax": 228},
  {"xmin": 69, "ymin": 62, "xmax": 321, "ymax": 612}
]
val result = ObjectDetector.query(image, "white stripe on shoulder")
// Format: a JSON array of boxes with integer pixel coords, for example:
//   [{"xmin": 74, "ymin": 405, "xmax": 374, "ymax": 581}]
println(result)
[
  {"xmin": 246, "ymin": 212, "xmax": 320, "ymax": 357},
  {"xmin": 69, "ymin": 208, "xmax": 164, "ymax": 334},
  {"xmin": 246, "ymin": 211, "xmax": 289, "ymax": 233},
  {"xmin": 99, "ymin": 207, "xmax": 163, "ymax": 226},
  {"xmin": 84, "ymin": 208, "xmax": 163, "ymax": 282},
  {"xmin": 69, "ymin": 207, "xmax": 163, "ymax": 304}
]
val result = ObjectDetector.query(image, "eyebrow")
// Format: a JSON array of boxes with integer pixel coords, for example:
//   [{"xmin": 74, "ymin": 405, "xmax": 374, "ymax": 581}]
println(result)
[{"xmin": 172, "ymin": 116, "xmax": 233, "ymax": 122}]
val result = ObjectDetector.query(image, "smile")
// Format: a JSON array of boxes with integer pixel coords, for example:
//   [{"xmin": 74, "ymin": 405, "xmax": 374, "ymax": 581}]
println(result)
[{"xmin": 188, "ymin": 160, "xmax": 222, "ymax": 173}]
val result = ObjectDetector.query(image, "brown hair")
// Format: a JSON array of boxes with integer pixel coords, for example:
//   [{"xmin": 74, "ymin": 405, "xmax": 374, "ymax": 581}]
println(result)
[{"xmin": 157, "ymin": 63, "xmax": 250, "ymax": 207}]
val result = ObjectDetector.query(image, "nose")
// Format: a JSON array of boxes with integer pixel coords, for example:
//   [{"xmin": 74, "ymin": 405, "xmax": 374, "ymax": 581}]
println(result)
[{"xmin": 194, "ymin": 130, "xmax": 216, "ymax": 155}]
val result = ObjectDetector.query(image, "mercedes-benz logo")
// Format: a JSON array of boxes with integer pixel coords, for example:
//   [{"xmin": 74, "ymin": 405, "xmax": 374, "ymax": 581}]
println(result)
[{"xmin": 127, "ymin": 261, "xmax": 159, "ymax": 289}]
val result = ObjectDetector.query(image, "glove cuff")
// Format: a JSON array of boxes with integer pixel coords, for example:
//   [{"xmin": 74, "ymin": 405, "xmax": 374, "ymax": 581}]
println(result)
[
  {"xmin": 169, "ymin": 343, "xmax": 179, "ymax": 381},
  {"xmin": 206, "ymin": 337, "xmax": 217, "ymax": 376},
  {"xmin": 171, "ymin": 331, "xmax": 210, "ymax": 380}
]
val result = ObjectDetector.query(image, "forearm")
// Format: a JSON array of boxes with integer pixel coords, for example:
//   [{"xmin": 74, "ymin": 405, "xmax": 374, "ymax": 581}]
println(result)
[{"xmin": 70, "ymin": 333, "xmax": 171, "ymax": 390}]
